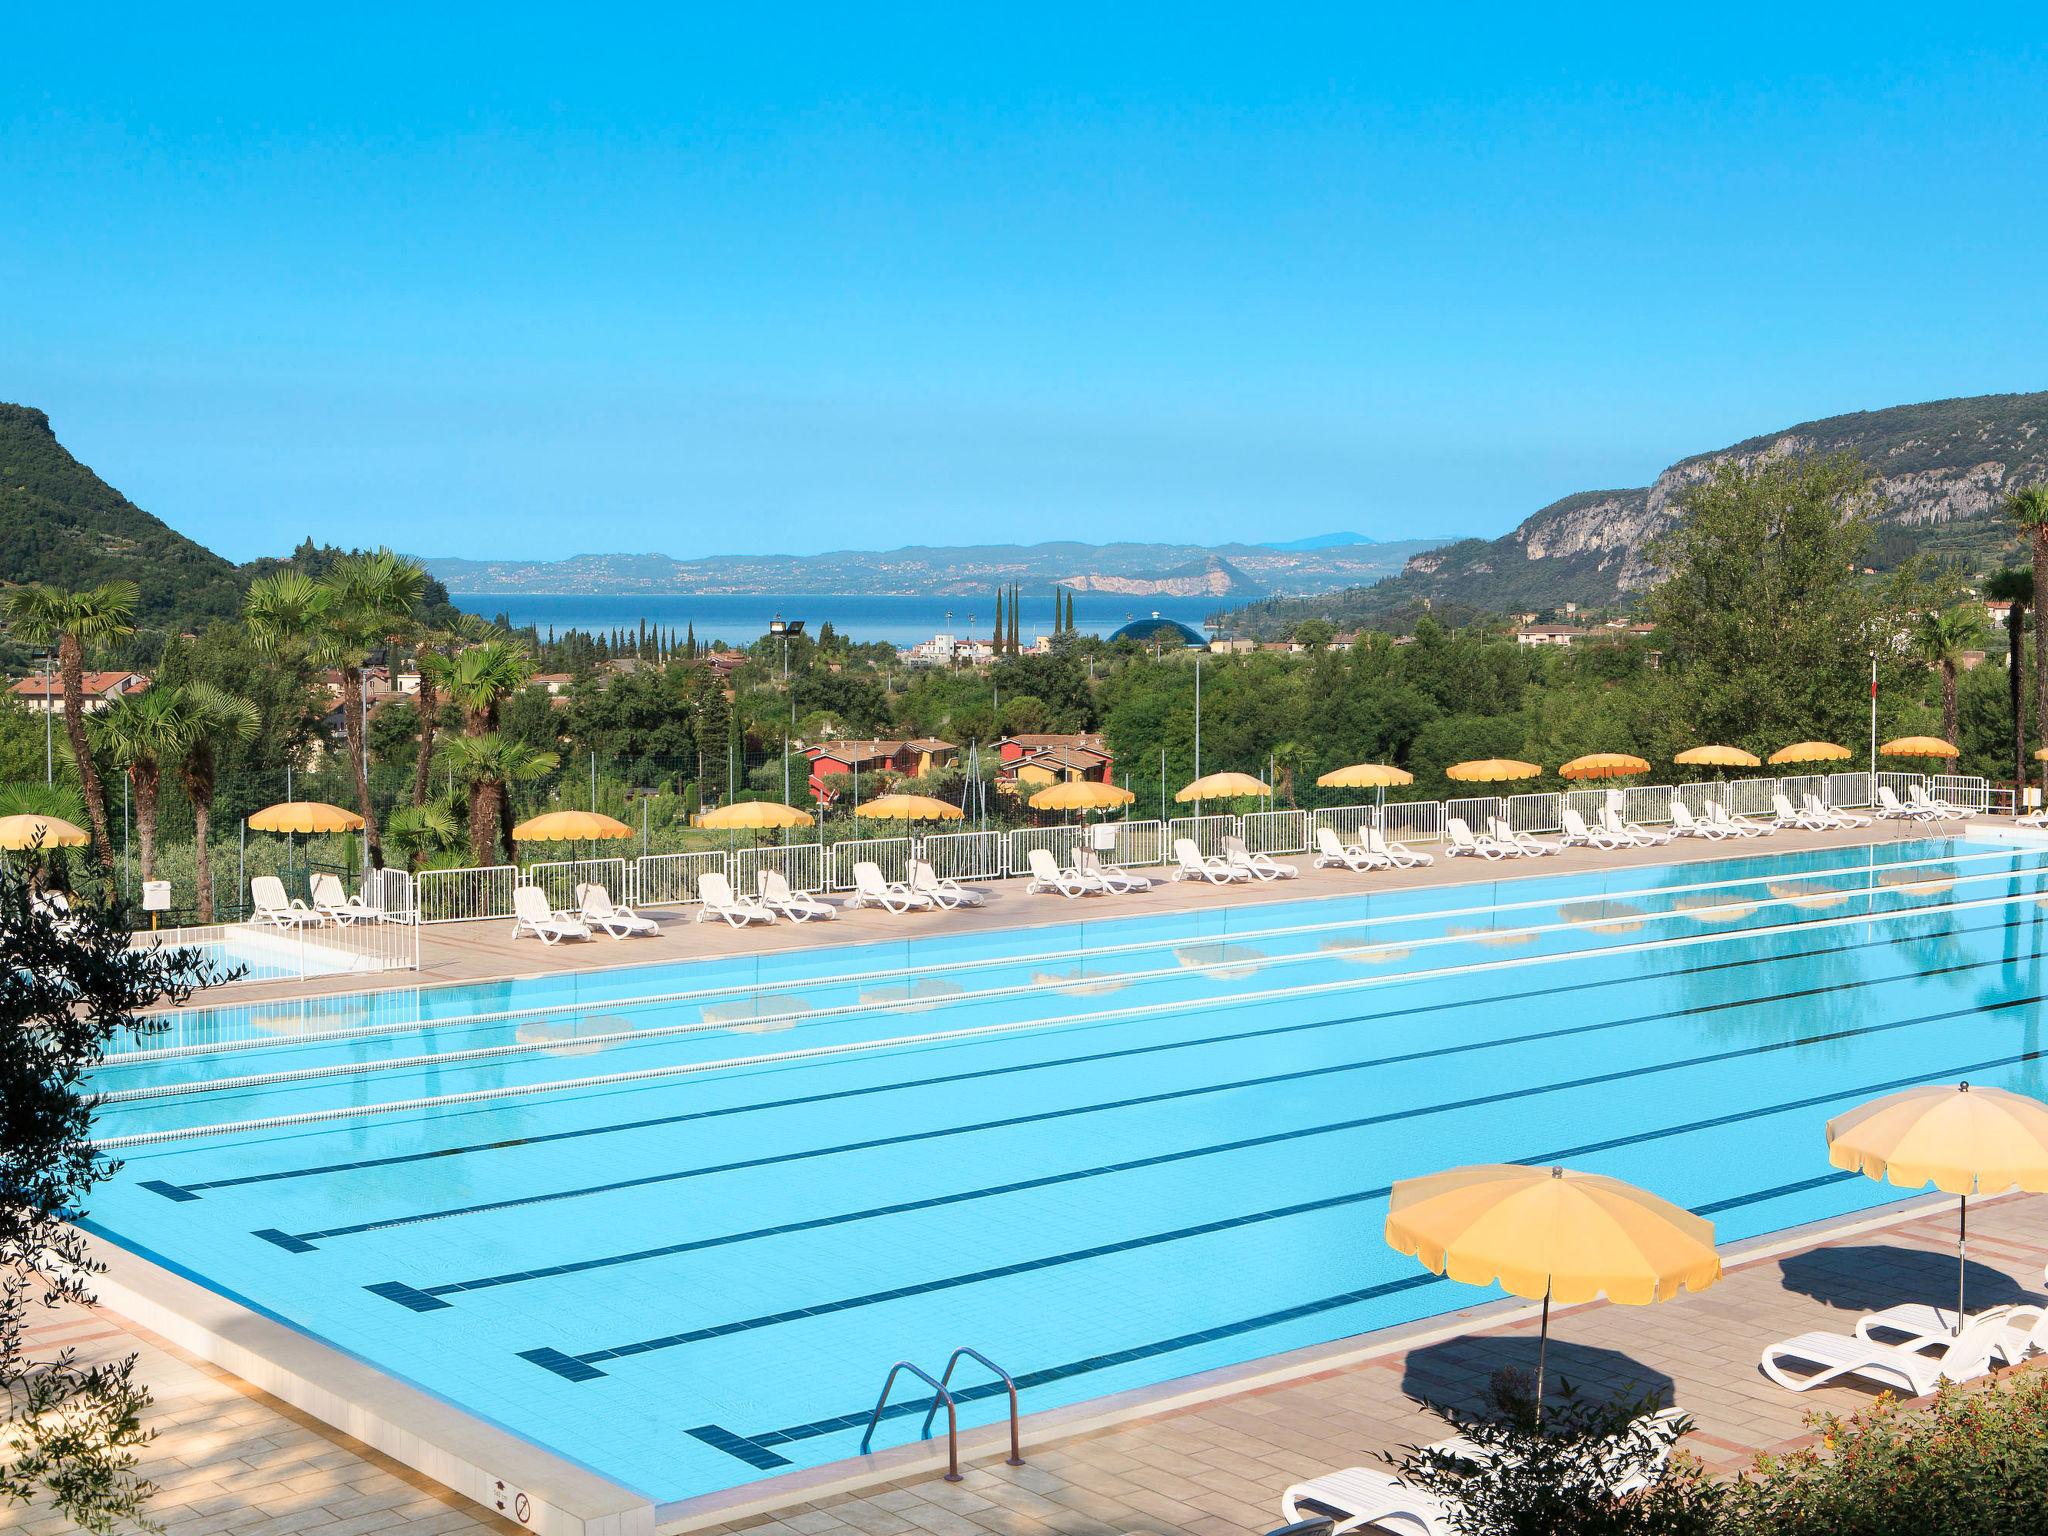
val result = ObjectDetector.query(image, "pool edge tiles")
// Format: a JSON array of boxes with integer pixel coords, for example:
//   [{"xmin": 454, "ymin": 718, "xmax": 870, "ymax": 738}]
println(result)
[{"xmin": 77, "ymin": 1228, "xmax": 657, "ymax": 1536}]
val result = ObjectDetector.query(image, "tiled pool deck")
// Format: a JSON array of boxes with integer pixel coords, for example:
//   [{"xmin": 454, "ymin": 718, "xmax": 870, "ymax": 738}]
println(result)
[{"xmin": 32, "ymin": 1191, "xmax": 2048, "ymax": 1536}]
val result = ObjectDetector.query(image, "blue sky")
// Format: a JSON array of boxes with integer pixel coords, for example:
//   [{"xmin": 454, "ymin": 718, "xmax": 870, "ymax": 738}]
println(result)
[{"xmin": 6, "ymin": 7, "xmax": 2044, "ymax": 562}]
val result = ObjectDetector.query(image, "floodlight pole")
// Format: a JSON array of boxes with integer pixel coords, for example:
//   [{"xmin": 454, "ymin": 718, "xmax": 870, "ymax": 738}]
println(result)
[
  {"xmin": 1194, "ymin": 656, "xmax": 1202, "ymax": 780},
  {"xmin": 43, "ymin": 649, "xmax": 53, "ymax": 783},
  {"xmin": 1868, "ymin": 652, "xmax": 1878, "ymax": 784}
]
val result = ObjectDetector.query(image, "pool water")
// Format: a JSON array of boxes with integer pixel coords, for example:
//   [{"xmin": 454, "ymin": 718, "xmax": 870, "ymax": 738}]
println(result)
[{"xmin": 83, "ymin": 837, "xmax": 2048, "ymax": 1505}]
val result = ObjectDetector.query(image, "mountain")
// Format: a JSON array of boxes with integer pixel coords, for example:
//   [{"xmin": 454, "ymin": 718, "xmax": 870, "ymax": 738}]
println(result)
[
  {"xmin": 1259, "ymin": 531, "xmax": 1377, "ymax": 551},
  {"xmin": 1230, "ymin": 390, "xmax": 2048, "ymax": 633},
  {"xmin": 0, "ymin": 403, "xmax": 244, "ymax": 626},
  {"xmin": 420, "ymin": 536, "xmax": 1454, "ymax": 600}
]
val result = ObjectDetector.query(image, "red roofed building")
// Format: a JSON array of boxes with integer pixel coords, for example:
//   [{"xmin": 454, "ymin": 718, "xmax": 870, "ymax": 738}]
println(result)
[
  {"xmin": 993, "ymin": 732, "xmax": 1113, "ymax": 786},
  {"xmin": 9, "ymin": 670, "xmax": 150, "ymax": 714}
]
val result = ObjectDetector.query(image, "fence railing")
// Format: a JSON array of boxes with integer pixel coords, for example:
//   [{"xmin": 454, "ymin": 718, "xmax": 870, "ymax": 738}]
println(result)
[
  {"xmin": 358, "ymin": 766, "xmax": 2003, "ymax": 928},
  {"xmin": 134, "ymin": 912, "xmax": 419, "ymax": 985}
]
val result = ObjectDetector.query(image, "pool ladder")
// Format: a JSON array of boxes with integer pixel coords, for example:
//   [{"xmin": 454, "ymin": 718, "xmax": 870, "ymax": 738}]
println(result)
[{"xmin": 860, "ymin": 1347, "xmax": 1025, "ymax": 1482}]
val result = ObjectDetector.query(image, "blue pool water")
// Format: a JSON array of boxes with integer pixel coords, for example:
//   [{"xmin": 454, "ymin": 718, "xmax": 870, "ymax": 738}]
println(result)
[{"xmin": 83, "ymin": 837, "xmax": 2048, "ymax": 1506}]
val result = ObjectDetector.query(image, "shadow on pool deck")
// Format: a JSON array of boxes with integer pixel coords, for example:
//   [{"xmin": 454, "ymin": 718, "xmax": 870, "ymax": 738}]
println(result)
[
  {"xmin": 1396, "ymin": 1335, "xmax": 1676, "ymax": 1421},
  {"xmin": 1775, "ymin": 1238, "xmax": 2042, "ymax": 1313}
]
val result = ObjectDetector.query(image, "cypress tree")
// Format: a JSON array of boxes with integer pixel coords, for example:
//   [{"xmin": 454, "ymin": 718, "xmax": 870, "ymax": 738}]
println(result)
[
  {"xmin": 1009, "ymin": 585, "xmax": 1020, "ymax": 653},
  {"xmin": 993, "ymin": 589, "xmax": 1004, "ymax": 654},
  {"xmin": 686, "ymin": 621, "xmax": 696, "ymax": 656}
]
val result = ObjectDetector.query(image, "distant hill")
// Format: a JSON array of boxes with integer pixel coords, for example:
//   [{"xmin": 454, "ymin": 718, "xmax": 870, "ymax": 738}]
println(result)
[
  {"xmin": 0, "ymin": 403, "xmax": 244, "ymax": 626},
  {"xmin": 1258, "ymin": 531, "xmax": 1378, "ymax": 551},
  {"xmin": 1230, "ymin": 390, "xmax": 2048, "ymax": 634},
  {"xmin": 421, "ymin": 536, "xmax": 1455, "ymax": 601}
]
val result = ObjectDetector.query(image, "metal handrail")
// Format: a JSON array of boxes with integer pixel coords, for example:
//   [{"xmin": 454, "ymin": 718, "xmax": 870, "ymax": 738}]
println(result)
[
  {"xmin": 922, "ymin": 1346, "xmax": 1025, "ymax": 1467},
  {"xmin": 861, "ymin": 1360, "xmax": 962, "ymax": 1481}
]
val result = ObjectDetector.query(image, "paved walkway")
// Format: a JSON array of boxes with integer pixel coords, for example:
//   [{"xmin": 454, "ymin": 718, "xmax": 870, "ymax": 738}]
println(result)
[{"xmin": 24, "ymin": 1192, "xmax": 2047, "ymax": 1536}]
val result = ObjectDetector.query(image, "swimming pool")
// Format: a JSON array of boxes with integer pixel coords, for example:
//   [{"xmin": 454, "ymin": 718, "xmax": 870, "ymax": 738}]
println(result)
[{"xmin": 82, "ymin": 836, "xmax": 2048, "ymax": 1507}]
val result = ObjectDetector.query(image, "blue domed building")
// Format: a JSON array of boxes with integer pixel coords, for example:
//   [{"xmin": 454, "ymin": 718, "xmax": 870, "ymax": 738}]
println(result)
[{"xmin": 1108, "ymin": 613, "xmax": 1209, "ymax": 648}]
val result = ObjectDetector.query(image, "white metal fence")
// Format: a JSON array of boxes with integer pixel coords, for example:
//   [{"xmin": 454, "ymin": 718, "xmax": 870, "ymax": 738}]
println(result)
[
  {"xmin": 633, "ymin": 850, "xmax": 730, "ymax": 906},
  {"xmin": 135, "ymin": 913, "xmax": 419, "ymax": 985},
  {"xmin": 1166, "ymin": 814, "xmax": 1237, "ymax": 857},
  {"xmin": 416, "ymin": 863, "xmax": 518, "ymax": 924},
  {"xmin": 1444, "ymin": 796, "xmax": 1506, "ymax": 837},
  {"xmin": 1827, "ymin": 772, "xmax": 1873, "ymax": 808},
  {"xmin": 923, "ymin": 829, "xmax": 1006, "ymax": 882},
  {"xmin": 731, "ymin": 843, "xmax": 827, "ymax": 899},
  {"xmin": 524, "ymin": 857, "xmax": 631, "ymax": 911},
  {"xmin": 1101, "ymin": 818, "xmax": 1169, "ymax": 867},
  {"xmin": 1241, "ymin": 809, "xmax": 1310, "ymax": 854},
  {"xmin": 1504, "ymin": 792, "xmax": 1561, "ymax": 835},
  {"xmin": 829, "ymin": 835, "xmax": 913, "ymax": 891}
]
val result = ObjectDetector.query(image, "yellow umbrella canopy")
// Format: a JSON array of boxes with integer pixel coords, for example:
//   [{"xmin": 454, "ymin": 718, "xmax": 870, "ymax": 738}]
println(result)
[
  {"xmin": 1674, "ymin": 745, "xmax": 1761, "ymax": 768},
  {"xmin": 247, "ymin": 800, "xmax": 364, "ymax": 834},
  {"xmin": 1386, "ymin": 1163, "xmax": 1719, "ymax": 1414},
  {"xmin": 511, "ymin": 810, "xmax": 634, "ymax": 842},
  {"xmin": 1175, "ymin": 771, "xmax": 1271, "ymax": 803},
  {"xmin": 0, "ymin": 813, "xmax": 90, "ymax": 850},
  {"xmin": 853, "ymin": 793, "xmax": 965, "ymax": 822},
  {"xmin": 1444, "ymin": 759, "xmax": 1542, "ymax": 784},
  {"xmin": 1316, "ymin": 762, "xmax": 1414, "ymax": 789},
  {"xmin": 1827, "ymin": 1082, "xmax": 2048, "ymax": 1325},
  {"xmin": 1768, "ymin": 741, "xmax": 1852, "ymax": 766},
  {"xmin": 1558, "ymin": 753, "xmax": 1650, "ymax": 780},
  {"xmin": 693, "ymin": 800, "xmax": 815, "ymax": 830},
  {"xmin": 1880, "ymin": 735, "xmax": 1960, "ymax": 759},
  {"xmin": 1028, "ymin": 780, "xmax": 1136, "ymax": 812}
]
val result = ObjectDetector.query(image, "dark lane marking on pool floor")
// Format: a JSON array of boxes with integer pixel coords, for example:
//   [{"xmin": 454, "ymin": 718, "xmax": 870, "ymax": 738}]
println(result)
[
  {"xmin": 147, "ymin": 903, "xmax": 2039, "ymax": 1201},
  {"xmin": 518, "ymin": 1041, "xmax": 2047, "ymax": 1379}
]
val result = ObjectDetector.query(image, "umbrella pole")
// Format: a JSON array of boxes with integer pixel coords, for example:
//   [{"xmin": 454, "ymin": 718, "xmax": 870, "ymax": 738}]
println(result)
[
  {"xmin": 1535, "ymin": 1285, "xmax": 1550, "ymax": 1427},
  {"xmin": 1957, "ymin": 1193, "xmax": 1968, "ymax": 1334}
]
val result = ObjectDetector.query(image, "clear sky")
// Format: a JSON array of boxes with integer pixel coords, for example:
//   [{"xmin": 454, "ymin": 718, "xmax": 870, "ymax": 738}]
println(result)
[{"xmin": 6, "ymin": 7, "xmax": 2044, "ymax": 563}]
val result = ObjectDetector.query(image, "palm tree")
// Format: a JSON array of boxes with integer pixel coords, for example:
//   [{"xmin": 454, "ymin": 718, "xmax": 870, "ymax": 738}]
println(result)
[
  {"xmin": 1986, "ymin": 568, "xmax": 2034, "ymax": 801},
  {"xmin": 406, "ymin": 612, "xmax": 497, "ymax": 805},
  {"xmin": 1270, "ymin": 740, "xmax": 1314, "ymax": 808},
  {"xmin": 175, "ymin": 682, "xmax": 261, "ymax": 921},
  {"xmin": 3, "ymin": 581, "xmax": 137, "ymax": 885},
  {"xmin": 1910, "ymin": 607, "xmax": 1982, "ymax": 747},
  {"xmin": 383, "ymin": 799, "xmax": 463, "ymax": 871},
  {"xmin": 441, "ymin": 636, "xmax": 534, "ymax": 736},
  {"xmin": 95, "ymin": 686, "xmax": 192, "ymax": 885},
  {"xmin": 322, "ymin": 552, "xmax": 427, "ymax": 867},
  {"xmin": 437, "ymin": 733, "xmax": 558, "ymax": 866},
  {"xmin": 2003, "ymin": 485, "xmax": 2048, "ymax": 797}
]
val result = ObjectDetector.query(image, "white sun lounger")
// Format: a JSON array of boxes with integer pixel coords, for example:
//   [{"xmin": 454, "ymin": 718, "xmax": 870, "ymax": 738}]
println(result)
[
  {"xmin": 1807, "ymin": 792, "xmax": 1871, "ymax": 828},
  {"xmin": 1171, "ymin": 837, "xmax": 1250, "ymax": 883},
  {"xmin": 1314, "ymin": 826, "xmax": 1383, "ymax": 871},
  {"xmin": 1445, "ymin": 817, "xmax": 1509, "ymax": 860},
  {"xmin": 1760, "ymin": 1311, "xmax": 2007, "ymax": 1394},
  {"xmin": 1368, "ymin": 826, "xmax": 1432, "ymax": 867},
  {"xmin": 510, "ymin": 883, "xmax": 592, "ymax": 944},
  {"xmin": 1079, "ymin": 847, "xmax": 1152, "ymax": 891},
  {"xmin": 910, "ymin": 858, "xmax": 986, "ymax": 908},
  {"xmin": 850, "ymin": 860, "xmax": 936, "ymax": 912},
  {"xmin": 1855, "ymin": 1300, "xmax": 2047, "ymax": 1364},
  {"xmin": 1490, "ymin": 815, "xmax": 1562, "ymax": 856},
  {"xmin": 1602, "ymin": 807, "xmax": 1673, "ymax": 846},
  {"xmin": 1876, "ymin": 786, "xmax": 1936, "ymax": 821},
  {"xmin": 1909, "ymin": 785, "xmax": 1971, "ymax": 818},
  {"xmin": 696, "ymin": 872, "xmax": 777, "ymax": 927},
  {"xmin": 1708, "ymin": 803, "xmax": 1775, "ymax": 837},
  {"xmin": 1559, "ymin": 808, "xmax": 1621, "ymax": 850},
  {"xmin": 249, "ymin": 874, "xmax": 327, "ymax": 929},
  {"xmin": 757, "ymin": 868, "xmax": 838, "ymax": 921},
  {"xmin": 1224, "ymin": 834, "xmax": 1298, "ymax": 880},
  {"xmin": 576, "ymin": 882, "xmax": 658, "ymax": 938},
  {"xmin": 1773, "ymin": 793, "xmax": 1830, "ymax": 830},
  {"xmin": 1668, "ymin": 802, "xmax": 1734, "ymax": 839},
  {"xmin": 1027, "ymin": 846, "xmax": 1110, "ymax": 897},
  {"xmin": 309, "ymin": 871, "xmax": 382, "ymax": 925}
]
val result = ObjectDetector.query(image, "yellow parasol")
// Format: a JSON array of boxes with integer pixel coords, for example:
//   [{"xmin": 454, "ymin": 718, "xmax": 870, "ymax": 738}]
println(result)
[
  {"xmin": 853, "ymin": 793, "xmax": 965, "ymax": 822},
  {"xmin": 511, "ymin": 810, "xmax": 634, "ymax": 842},
  {"xmin": 693, "ymin": 800, "xmax": 815, "ymax": 830},
  {"xmin": 0, "ymin": 813, "xmax": 90, "ymax": 850},
  {"xmin": 1444, "ymin": 759, "xmax": 1542, "ymax": 783},
  {"xmin": 1827, "ymin": 1082, "xmax": 2048, "ymax": 1328},
  {"xmin": 247, "ymin": 800, "xmax": 364, "ymax": 834},
  {"xmin": 1387, "ymin": 1164, "xmax": 1719, "ymax": 1416},
  {"xmin": 1558, "ymin": 753, "xmax": 1650, "ymax": 780},
  {"xmin": 1316, "ymin": 763, "xmax": 1414, "ymax": 789},
  {"xmin": 1674, "ymin": 745, "xmax": 1761, "ymax": 768},
  {"xmin": 1175, "ymin": 771, "xmax": 1271, "ymax": 803},
  {"xmin": 1768, "ymin": 741, "xmax": 1852, "ymax": 766},
  {"xmin": 1879, "ymin": 735, "xmax": 1960, "ymax": 759},
  {"xmin": 1028, "ymin": 780, "xmax": 1136, "ymax": 813}
]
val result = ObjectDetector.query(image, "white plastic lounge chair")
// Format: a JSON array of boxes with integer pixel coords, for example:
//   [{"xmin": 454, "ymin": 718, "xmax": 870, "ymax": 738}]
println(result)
[
  {"xmin": 1279, "ymin": 1465, "xmax": 1451, "ymax": 1536},
  {"xmin": 1772, "ymin": 793, "xmax": 1830, "ymax": 830},
  {"xmin": 1224, "ymin": 834, "xmax": 1299, "ymax": 880},
  {"xmin": 1875, "ymin": 786, "xmax": 1936, "ymax": 821},
  {"xmin": 1602, "ymin": 807, "xmax": 1674, "ymax": 847},
  {"xmin": 576, "ymin": 882, "xmax": 658, "ymax": 938},
  {"xmin": 1807, "ymin": 792, "xmax": 1871, "ymax": 828},
  {"xmin": 1079, "ymin": 847, "xmax": 1152, "ymax": 891},
  {"xmin": 1489, "ymin": 815, "xmax": 1562, "ymax": 856},
  {"xmin": 910, "ymin": 858, "xmax": 987, "ymax": 908},
  {"xmin": 1314, "ymin": 826, "xmax": 1382, "ymax": 871},
  {"xmin": 1708, "ymin": 802, "xmax": 1775, "ymax": 837},
  {"xmin": 31, "ymin": 889, "xmax": 82, "ymax": 934},
  {"xmin": 757, "ymin": 868, "xmax": 838, "ymax": 921},
  {"xmin": 1367, "ymin": 826, "xmax": 1432, "ymax": 867},
  {"xmin": 2018, "ymin": 807, "xmax": 2048, "ymax": 829},
  {"xmin": 1760, "ymin": 1311, "xmax": 2006, "ymax": 1394},
  {"xmin": 850, "ymin": 860, "xmax": 936, "ymax": 912},
  {"xmin": 1855, "ymin": 1300, "xmax": 2047, "ymax": 1364},
  {"xmin": 249, "ymin": 875, "xmax": 326, "ymax": 928},
  {"xmin": 1026, "ymin": 846, "xmax": 1110, "ymax": 897},
  {"xmin": 1171, "ymin": 837, "xmax": 1250, "ymax": 883},
  {"xmin": 1559, "ymin": 808, "xmax": 1621, "ymax": 850},
  {"xmin": 1444, "ymin": 817, "xmax": 1508, "ymax": 860},
  {"xmin": 696, "ymin": 872, "xmax": 776, "ymax": 927},
  {"xmin": 1668, "ymin": 802, "xmax": 1733, "ymax": 840},
  {"xmin": 309, "ymin": 871, "xmax": 381, "ymax": 925},
  {"xmin": 1909, "ymin": 785, "xmax": 1970, "ymax": 818},
  {"xmin": 510, "ymin": 884, "xmax": 592, "ymax": 944}
]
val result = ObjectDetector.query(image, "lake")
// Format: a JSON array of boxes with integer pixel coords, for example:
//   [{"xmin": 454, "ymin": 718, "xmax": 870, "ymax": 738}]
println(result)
[{"xmin": 450, "ymin": 592, "xmax": 1228, "ymax": 648}]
